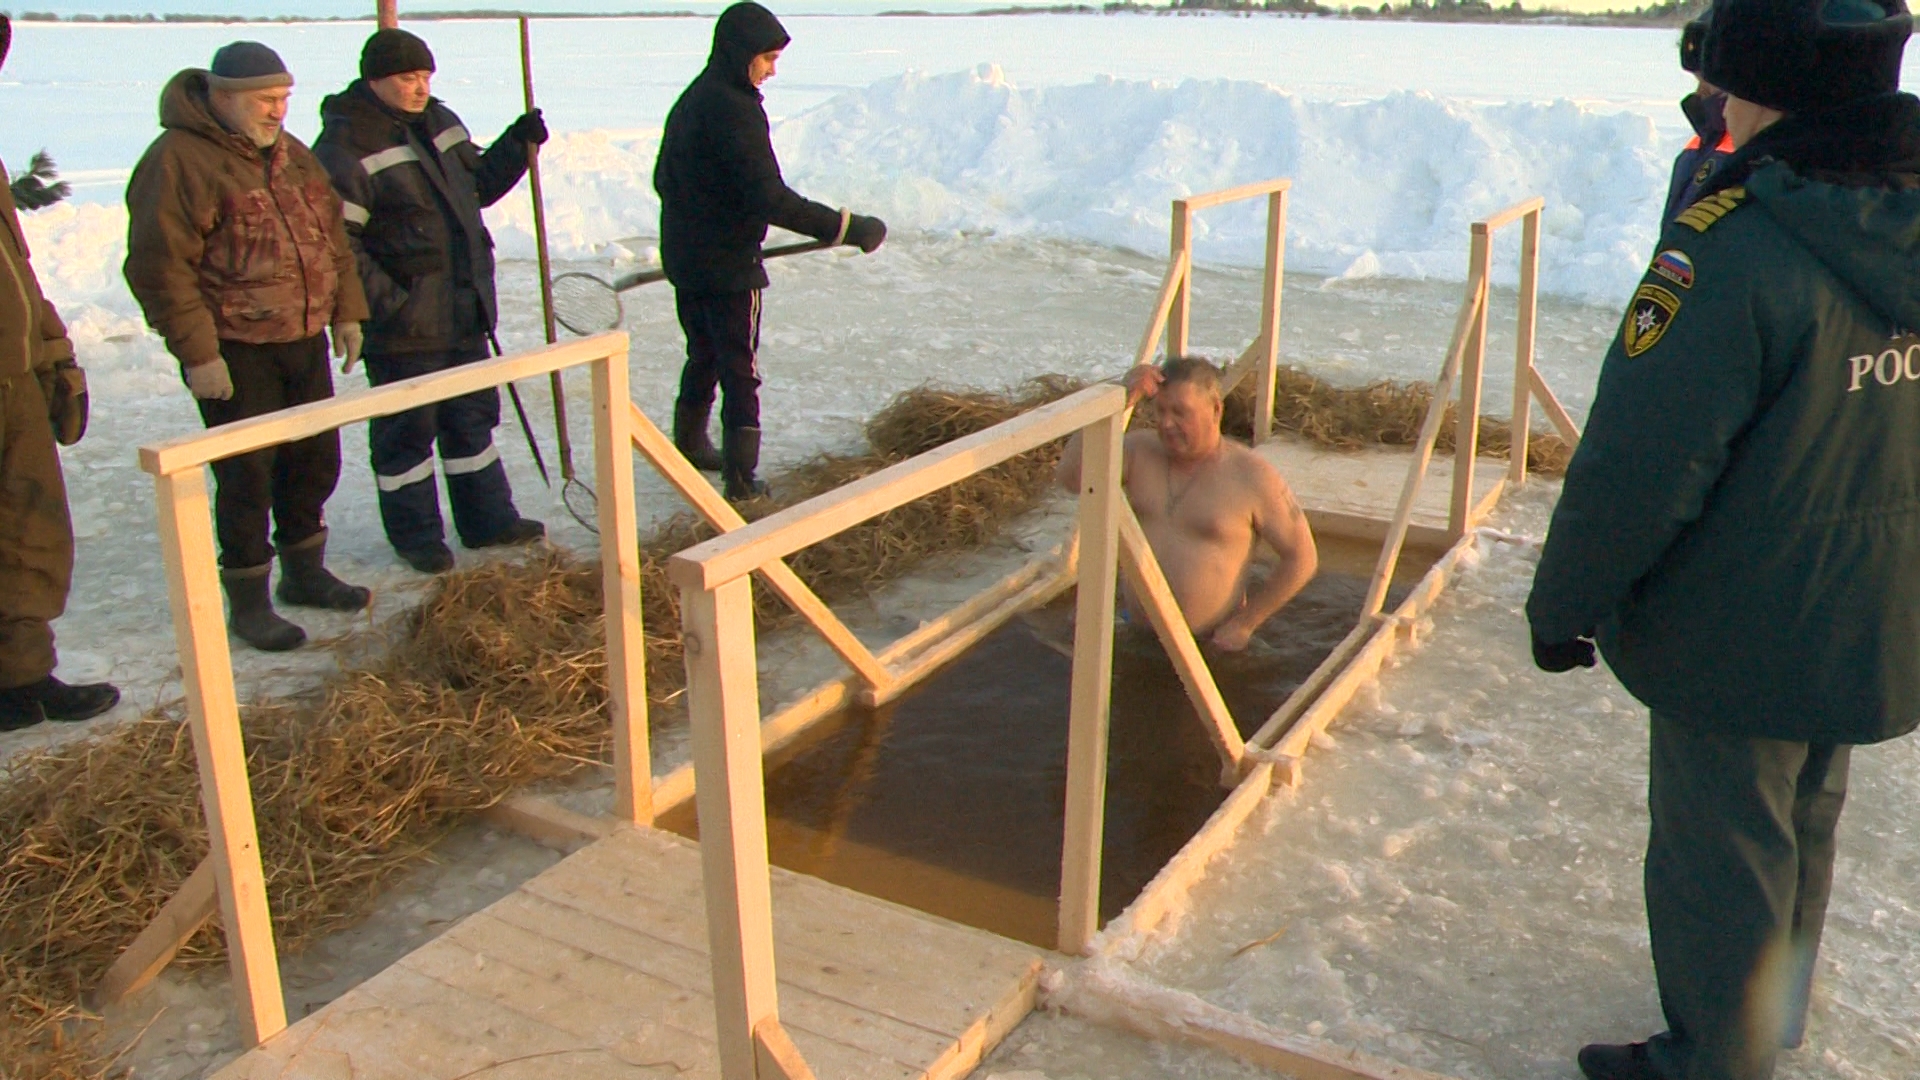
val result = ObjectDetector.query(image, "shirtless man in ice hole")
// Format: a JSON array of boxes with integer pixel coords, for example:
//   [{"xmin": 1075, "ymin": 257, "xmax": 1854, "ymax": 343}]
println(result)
[{"xmin": 1056, "ymin": 357, "xmax": 1318, "ymax": 651}]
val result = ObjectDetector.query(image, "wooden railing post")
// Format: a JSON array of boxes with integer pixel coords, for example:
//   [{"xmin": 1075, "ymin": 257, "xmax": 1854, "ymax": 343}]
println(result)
[
  {"xmin": 684, "ymin": 577, "xmax": 788, "ymax": 1080},
  {"xmin": 1059, "ymin": 411, "xmax": 1125, "ymax": 954},
  {"xmin": 1168, "ymin": 200, "xmax": 1194, "ymax": 360},
  {"xmin": 154, "ymin": 468, "xmax": 285, "ymax": 1046},
  {"xmin": 1448, "ymin": 227, "xmax": 1493, "ymax": 542},
  {"xmin": 1254, "ymin": 189, "xmax": 1286, "ymax": 446},
  {"xmin": 1508, "ymin": 209, "xmax": 1542, "ymax": 485},
  {"xmin": 593, "ymin": 348, "xmax": 651, "ymax": 824}
]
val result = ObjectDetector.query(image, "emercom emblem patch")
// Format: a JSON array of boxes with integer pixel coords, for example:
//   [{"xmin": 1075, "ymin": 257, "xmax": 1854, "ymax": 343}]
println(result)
[
  {"xmin": 1651, "ymin": 249, "xmax": 1695, "ymax": 289},
  {"xmin": 1625, "ymin": 284, "xmax": 1681, "ymax": 357}
]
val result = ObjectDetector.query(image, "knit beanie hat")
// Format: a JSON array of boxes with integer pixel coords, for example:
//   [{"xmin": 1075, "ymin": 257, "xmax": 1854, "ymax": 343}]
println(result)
[
  {"xmin": 207, "ymin": 41, "xmax": 293, "ymax": 92},
  {"xmin": 361, "ymin": 28, "xmax": 436, "ymax": 82},
  {"xmin": 1691, "ymin": 0, "xmax": 1912, "ymax": 112}
]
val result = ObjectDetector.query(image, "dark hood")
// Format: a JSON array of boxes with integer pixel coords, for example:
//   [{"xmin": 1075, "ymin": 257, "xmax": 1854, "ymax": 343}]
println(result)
[
  {"xmin": 1712, "ymin": 93, "xmax": 1920, "ymax": 328},
  {"xmin": 706, "ymin": 2, "xmax": 790, "ymax": 92}
]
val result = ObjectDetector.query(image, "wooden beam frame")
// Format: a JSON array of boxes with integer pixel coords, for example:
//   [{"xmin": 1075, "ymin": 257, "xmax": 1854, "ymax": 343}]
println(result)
[
  {"xmin": 1116, "ymin": 504, "xmax": 1246, "ymax": 785},
  {"xmin": 628, "ymin": 401, "xmax": 895, "ymax": 695},
  {"xmin": 669, "ymin": 384, "xmax": 1126, "ymax": 594},
  {"xmin": 135, "ymin": 335, "xmax": 640, "ymax": 1047},
  {"xmin": 93, "ymin": 858, "xmax": 217, "ymax": 1007},
  {"xmin": 1058, "ymin": 410, "xmax": 1126, "ymax": 955}
]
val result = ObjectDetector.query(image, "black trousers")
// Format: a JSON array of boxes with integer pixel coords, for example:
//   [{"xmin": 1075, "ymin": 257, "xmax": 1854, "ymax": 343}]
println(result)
[
  {"xmin": 673, "ymin": 288, "xmax": 762, "ymax": 430},
  {"xmin": 364, "ymin": 343, "xmax": 517, "ymax": 552},
  {"xmin": 195, "ymin": 336, "xmax": 339, "ymax": 571},
  {"xmin": 1643, "ymin": 713, "xmax": 1851, "ymax": 1080}
]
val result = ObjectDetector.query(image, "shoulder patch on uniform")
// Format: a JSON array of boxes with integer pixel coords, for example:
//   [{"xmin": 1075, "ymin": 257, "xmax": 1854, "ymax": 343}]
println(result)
[
  {"xmin": 1651, "ymin": 249, "xmax": 1694, "ymax": 289},
  {"xmin": 1624, "ymin": 284, "xmax": 1681, "ymax": 358},
  {"xmin": 1674, "ymin": 186, "xmax": 1747, "ymax": 233}
]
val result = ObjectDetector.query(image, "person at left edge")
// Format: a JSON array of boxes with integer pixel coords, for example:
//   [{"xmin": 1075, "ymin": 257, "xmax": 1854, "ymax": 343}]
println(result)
[
  {"xmin": 314, "ymin": 28, "xmax": 548, "ymax": 576},
  {"xmin": 0, "ymin": 14, "xmax": 120, "ymax": 729},
  {"xmin": 125, "ymin": 41, "xmax": 374, "ymax": 655}
]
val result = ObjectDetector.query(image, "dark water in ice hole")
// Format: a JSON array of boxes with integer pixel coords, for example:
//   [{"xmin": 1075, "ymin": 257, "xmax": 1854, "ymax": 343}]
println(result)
[{"xmin": 662, "ymin": 539, "xmax": 1426, "ymax": 949}]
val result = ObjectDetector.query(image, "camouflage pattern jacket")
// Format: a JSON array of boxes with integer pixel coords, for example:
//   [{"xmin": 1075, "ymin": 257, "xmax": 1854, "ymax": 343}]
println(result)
[
  {"xmin": 124, "ymin": 69, "xmax": 369, "ymax": 369},
  {"xmin": 0, "ymin": 155, "xmax": 73, "ymax": 381}
]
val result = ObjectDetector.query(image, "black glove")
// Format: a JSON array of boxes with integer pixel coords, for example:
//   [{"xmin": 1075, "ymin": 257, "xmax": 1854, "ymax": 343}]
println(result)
[
  {"xmin": 844, "ymin": 213, "xmax": 886, "ymax": 254},
  {"xmin": 45, "ymin": 359, "xmax": 88, "ymax": 446},
  {"xmin": 509, "ymin": 108, "xmax": 549, "ymax": 146},
  {"xmin": 1532, "ymin": 631, "xmax": 1596, "ymax": 674}
]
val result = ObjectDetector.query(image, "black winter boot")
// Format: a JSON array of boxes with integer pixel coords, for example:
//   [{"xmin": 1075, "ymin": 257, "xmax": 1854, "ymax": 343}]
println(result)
[
  {"xmin": 468, "ymin": 517, "xmax": 546, "ymax": 549},
  {"xmin": 222, "ymin": 565, "xmax": 307, "ymax": 652},
  {"xmin": 0, "ymin": 676, "xmax": 121, "ymax": 730},
  {"xmin": 674, "ymin": 402, "xmax": 724, "ymax": 472},
  {"xmin": 722, "ymin": 425, "xmax": 770, "ymax": 501},
  {"xmin": 276, "ymin": 529, "xmax": 372, "ymax": 612}
]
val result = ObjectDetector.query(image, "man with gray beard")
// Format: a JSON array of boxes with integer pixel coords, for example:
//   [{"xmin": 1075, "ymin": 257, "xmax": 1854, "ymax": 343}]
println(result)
[{"xmin": 126, "ymin": 42, "xmax": 372, "ymax": 653}]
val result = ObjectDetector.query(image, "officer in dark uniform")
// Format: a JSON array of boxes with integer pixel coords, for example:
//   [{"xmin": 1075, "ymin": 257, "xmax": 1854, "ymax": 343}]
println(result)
[
  {"xmin": 1527, "ymin": 1, "xmax": 1920, "ymax": 1078},
  {"xmin": 314, "ymin": 29, "xmax": 547, "ymax": 574},
  {"xmin": 1663, "ymin": 18, "xmax": 1735, "ymax": 222}
]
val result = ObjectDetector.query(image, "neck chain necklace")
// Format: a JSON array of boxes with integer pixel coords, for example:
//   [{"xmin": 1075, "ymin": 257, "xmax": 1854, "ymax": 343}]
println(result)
[{"xmin": 1164, "ymin": 447, "xmax": 1219, "ymax": 517}]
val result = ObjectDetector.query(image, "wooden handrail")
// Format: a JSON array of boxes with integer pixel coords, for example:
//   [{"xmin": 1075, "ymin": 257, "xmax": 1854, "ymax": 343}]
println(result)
[
  {"xmin": 1361, "ymin": 274, "xmax": 1487, "ymax": 617},
  {"xmin": 627, "ymin": 402, "xmax": 894, "ymax": 693},
  {"xmin": 1181, "ymin": 177, "xmax": 1292, "ymax": 212},
  {"xmin": 669, "ymin": 384, "xmax": 1127, "ymax": 593},
  {"xmin": 140, "ymin": 333, "xmax": 625, "ymax": 476},
  {"xmin": 1134, "ymin": 248, "xmax": 1193, "ymax": 369},
  {"xmin": 1473, "ymin": 195, "xmax": 1546, "ymax": 235}
]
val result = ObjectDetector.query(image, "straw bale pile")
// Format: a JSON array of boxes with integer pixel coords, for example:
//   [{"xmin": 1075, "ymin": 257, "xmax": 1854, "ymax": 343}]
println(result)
[
  {"xmin": 0, "ymin": 380, "xmax": 1078, "ymax": 1079},
  {"xmin": 1218, "ymin": 365, "xmax": 1574, "ymax": 475}
]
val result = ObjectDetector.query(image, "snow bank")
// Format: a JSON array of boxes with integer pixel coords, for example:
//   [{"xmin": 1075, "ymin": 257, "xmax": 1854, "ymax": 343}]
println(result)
[
  {"xmin": 478, "ymin": 69, "xmax": 1672, "ymax": 306},
  {"xmin": 776, "ymin": 69, "xmax": 1667, "ymax": 304},
  {"xmin": 30, "ymin": 70, "xmax": 1670, "ymax": 326}
]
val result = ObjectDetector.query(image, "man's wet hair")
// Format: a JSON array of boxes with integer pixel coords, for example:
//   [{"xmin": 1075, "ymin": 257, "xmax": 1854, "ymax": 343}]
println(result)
[{"xmin": 1160, "ymin": 356, "xmax": 1223, "ymax": 402}]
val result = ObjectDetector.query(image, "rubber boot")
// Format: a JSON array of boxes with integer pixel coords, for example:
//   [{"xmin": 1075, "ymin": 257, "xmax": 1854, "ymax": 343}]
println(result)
[
  {"xmin": 276, "ymin": 529, "xmax": 372, "ymax": 612},
  {"xmin": 674, "ymin": 402, "xmax": 724, "ymax": 472},
  {"xmin": 221, "ymin": 565, "xmax": 307, "ymax": 652},
  {"xmin": 722, "ymin": 425, "xmax": 771, "ymax": 501}
]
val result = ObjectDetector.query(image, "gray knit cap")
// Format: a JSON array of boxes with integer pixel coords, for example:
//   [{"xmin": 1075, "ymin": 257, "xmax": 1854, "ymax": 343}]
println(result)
[{"xmin": 207, "ymin": 41, "xmax": 293, "ymax": 92}]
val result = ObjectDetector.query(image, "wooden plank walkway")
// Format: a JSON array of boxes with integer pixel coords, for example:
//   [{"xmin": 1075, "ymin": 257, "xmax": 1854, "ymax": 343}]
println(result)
[{"xmin": 212, "ymin": 827, "xmax": 1044, "ymax": 1080}]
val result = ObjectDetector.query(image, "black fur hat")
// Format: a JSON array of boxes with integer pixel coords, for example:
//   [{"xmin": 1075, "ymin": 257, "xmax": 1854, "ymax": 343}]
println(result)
[{"xmin": 1698, "ymin": 0, "xmax": 1913, "ymax": 112}]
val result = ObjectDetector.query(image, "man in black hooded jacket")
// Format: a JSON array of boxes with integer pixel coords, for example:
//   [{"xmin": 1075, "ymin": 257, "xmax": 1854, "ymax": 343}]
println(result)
[
  {"xmin": 1528, "ymin": 0, "xmax": 1920, "ymax": 1077},
  {"xmin": 314, "ymin": 28, "xmax": 548, "ymax": 574},
  {"xmin": 654, "ymin": 1, "xmax": 887, "ymax": 499}
]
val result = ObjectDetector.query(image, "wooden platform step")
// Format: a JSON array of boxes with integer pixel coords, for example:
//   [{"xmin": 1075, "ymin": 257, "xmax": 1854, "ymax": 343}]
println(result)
[{"xmin": 212, "ymin": 827, "xmax": 1044, "ymax": 1080}]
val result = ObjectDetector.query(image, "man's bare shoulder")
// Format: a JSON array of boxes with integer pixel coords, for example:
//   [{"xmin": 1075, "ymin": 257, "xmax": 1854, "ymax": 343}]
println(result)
[{"xmin": 1220, "ymin": 440, "xmax": 1289, "ymax": 488}]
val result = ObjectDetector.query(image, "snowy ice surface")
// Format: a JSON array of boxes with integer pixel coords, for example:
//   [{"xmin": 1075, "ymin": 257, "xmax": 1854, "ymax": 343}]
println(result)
[
  {"xmin": 1124, "ymin": 485, "xmax": 1920, "ymax": 1080},
  {"xmin": 6, "ymin": 15, "xmax": 1875, "ymax": 307}
]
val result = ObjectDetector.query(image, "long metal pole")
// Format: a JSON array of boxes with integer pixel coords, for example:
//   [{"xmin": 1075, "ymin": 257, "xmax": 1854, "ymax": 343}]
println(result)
[
  {"xmin": 519, "ymin": 16, "xmax": 576, "ymax": 482},
  {"xmin": 377, "ymin": 0, "xmax": 397, "ymax": 29}
]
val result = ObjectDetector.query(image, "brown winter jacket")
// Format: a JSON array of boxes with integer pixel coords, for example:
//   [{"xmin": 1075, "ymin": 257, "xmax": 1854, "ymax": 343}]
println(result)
[
  {"xmin": 0, "ymin": 155, "xmax": 74, "ymax": 381},
  {"xmin": 124, "ymin": 70, "xmax": 369, "ymax": 369}
]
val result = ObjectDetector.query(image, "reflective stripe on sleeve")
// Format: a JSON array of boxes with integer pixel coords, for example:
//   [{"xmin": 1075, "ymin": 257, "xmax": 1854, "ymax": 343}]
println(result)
[
  {"xmin": 441, "ymin": 444, "xmax": 500, "ymax": 477},
  {"xmin": 376, "ymin": 457, "xmax": 436, "ymax": 493},
  {"xmin": 341, "ymin": 201, "xmax": 371, "ymax": 227},
  {"xmin": 433, "ymin": 125, "xmax": 471, "ymax": 153},
  {"xmin": 360, "ymin": 144, "xmax": 419, "ymax": 176}
]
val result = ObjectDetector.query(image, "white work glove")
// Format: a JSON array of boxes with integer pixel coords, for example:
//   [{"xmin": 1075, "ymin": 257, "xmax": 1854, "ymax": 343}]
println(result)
[
  {"xmin": 185, "ymin": 359, "xmax": 234, "ymax": 401},
  {"xmin": 331, "ymin": 321, "xmax": 364, "ymax": 374}
]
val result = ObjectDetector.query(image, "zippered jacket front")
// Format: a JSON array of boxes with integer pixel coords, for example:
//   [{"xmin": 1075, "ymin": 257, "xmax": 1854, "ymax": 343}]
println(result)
[{"xmin": 125, "ymin": 69, "xmax": 369, "ymax": 369}]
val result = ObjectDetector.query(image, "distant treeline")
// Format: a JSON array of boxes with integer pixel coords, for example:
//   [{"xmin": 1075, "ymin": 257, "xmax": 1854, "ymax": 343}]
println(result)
[{"xmin": 8, "ymin": 0, "xmax": 1706, "ymax": 21}]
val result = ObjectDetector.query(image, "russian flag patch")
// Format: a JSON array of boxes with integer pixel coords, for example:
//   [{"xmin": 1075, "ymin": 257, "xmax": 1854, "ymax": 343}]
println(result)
[{"xmin": 1652, "ymin": 249, "xmax": 1695, "ymax": 290}]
